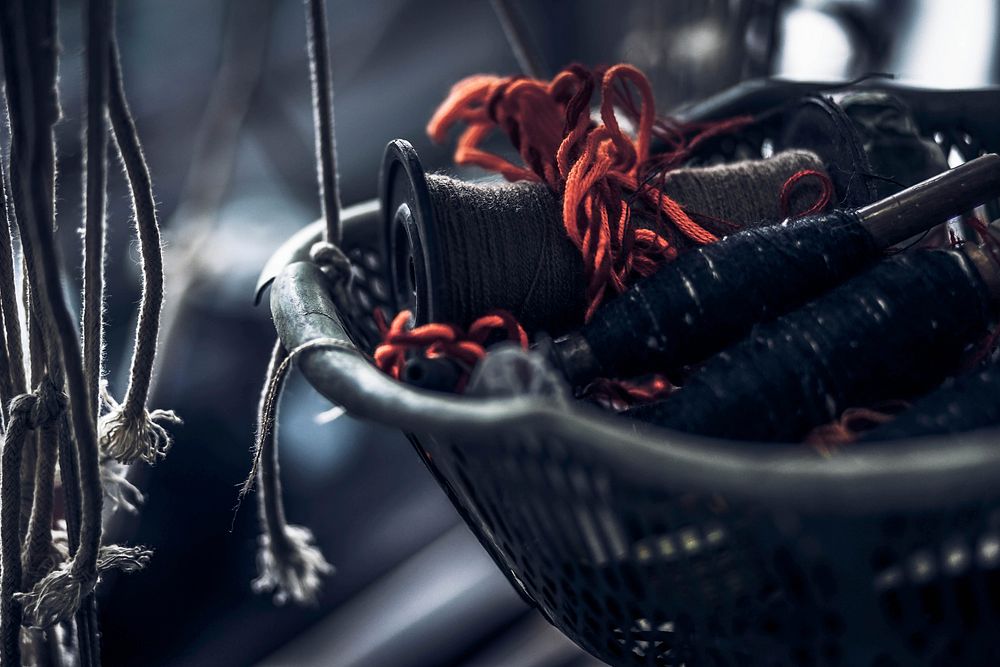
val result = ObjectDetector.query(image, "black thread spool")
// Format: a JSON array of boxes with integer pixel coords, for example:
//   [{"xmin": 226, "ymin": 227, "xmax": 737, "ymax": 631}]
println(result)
[
  {"xmin": 860, "ymin": 360, "xmax": 1000, "ymax": 441},
  {"xmin": 625, "ymin": 244, "xmax": 1000, "ymax": 443},
  {"xmin": 548, "ymin": 154, "xmax": 1000, "ymax": 387},
  {"xmin": 380, "ymin": 139, "xmax": 829, "ymax": 338}
]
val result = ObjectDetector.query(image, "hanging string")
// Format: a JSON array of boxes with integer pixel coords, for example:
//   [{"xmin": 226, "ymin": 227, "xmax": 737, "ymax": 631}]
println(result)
[
  {"xmin": 373, "ymin": 309, "xmax": 529, "ymax": 391},
  {"xmin": 0, "ymin": 144, "xmax": 25, "ymax": 411},
  {"xmin": 490, "ymin": 0, "xmax": 547, "ymax": 80},
  {"xmin": 305, "ymin": 0, "xmax": 342, "ymax": 244},
  {"xmin": 81, "ymin": 0, "xmax": 110, "ymax": 417},
  {"xmin": 240, "ymin": 340, "xmax": 346, "ymax": 605},
  {"xmin": 1, "ymin": 0, "xmax": 148, "ymax": 640},
  {"xmin": 20, "ymin": 377, "xmax": 66, "ymax": 589},
  {"xmin": 1, "ymin": 396, "xmax": 29, "ymax": 661},
  {"xmin": 244, "ymin": 0, "xmax": 345, "ymax": 607},
  {"xmin": 100, "ymin": 25, "xmax": 181, "ymax": 465},
  {"xmin": 79, "ymin": 1, "xmax": 112, "ymax": 655}
]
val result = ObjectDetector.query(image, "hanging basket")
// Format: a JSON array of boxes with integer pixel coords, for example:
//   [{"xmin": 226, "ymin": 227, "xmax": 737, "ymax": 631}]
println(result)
[{"xmin": 261, "ymin": 80, "xmax": 1000, "ymax": 667}]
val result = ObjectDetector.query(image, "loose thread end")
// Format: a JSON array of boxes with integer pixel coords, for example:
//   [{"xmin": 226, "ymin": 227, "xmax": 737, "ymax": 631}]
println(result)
[
  {"xmin": 252, "ymin": 524, "xmax": 334, "ymax": 606},
  {"xmin": 98, "ymin": 404, "xmax": 182, "ymax": 465},
  {"xmin": 16, "ymin": 545, "xmax": 153, "ymax": 629},
  {"xmin": 100, "ymin": 454, "xmax": 144, "ymax": 515}
]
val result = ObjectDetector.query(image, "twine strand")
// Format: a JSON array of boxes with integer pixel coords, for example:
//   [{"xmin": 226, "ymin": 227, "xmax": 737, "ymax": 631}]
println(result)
[
  {"xmin": 304, "ymin": 0, "xmax": 342, "ymax": 244},
  {"xmin": 101, "ymin": 23, "xmax": 181, "ymax": 465},
  {"xmin": 240, "ymin": 339, "xmax": 347, "ymax": 605},
  {"xmin": 81, "ymin": 0, "xmax": 111, "ymax": 416},
  {"xmin": 1, "ymin": 0, "xmax": 106, "ymax": 637}
]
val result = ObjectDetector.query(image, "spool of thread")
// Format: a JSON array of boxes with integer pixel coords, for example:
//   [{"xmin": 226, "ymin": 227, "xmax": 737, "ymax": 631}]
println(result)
[
  {"xmin": 838, "ymin": 91, "xmax": 950, "ymax": 199},
  {"xmin": 777, "ymin": 95, "xmax": 881, "ymax": 208},
  {"xmin": 626, "ymin": 246, "xmax": 1000, "ymax": 442},
  {"xmin": 380, "ymin": 139, "xmax": 829, "ymax": 336},
  {"xmin": 859, "ymin": 360, "xmax": 1000, "ymax": 441},
  {"xmin": 547, "ymin": 154, "xmax": 1000, "ymax": 387}
]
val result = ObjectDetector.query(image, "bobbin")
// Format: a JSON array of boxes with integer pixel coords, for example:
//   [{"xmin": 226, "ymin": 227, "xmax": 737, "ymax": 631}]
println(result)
[
  {"xmin": 627, "ymin": 243, "xmax": 1000, "ymax": 442},
  {"xmin": 381, "ymin": 139, "xmax": 441, "ymax": 329}
]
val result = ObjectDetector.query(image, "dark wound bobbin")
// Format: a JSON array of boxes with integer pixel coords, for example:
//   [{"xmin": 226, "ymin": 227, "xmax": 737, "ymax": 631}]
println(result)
[
  {"xmin": 549, "ymin": 153, "xmax": 1000, "ymax": 387},
  {"xmin": 627, "ymin": 246, "xmax": 1000, "ymax": 443},
  {"xmin": 380, "ymin": 139, "xmax": 583, "ymax": 335},
  {"xmin": 860, "ymin": 357, "xmax": 1000, "ymax": 442}
]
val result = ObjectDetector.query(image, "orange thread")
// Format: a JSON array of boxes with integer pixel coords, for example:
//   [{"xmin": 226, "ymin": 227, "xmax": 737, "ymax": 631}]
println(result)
[
  {"xmin": 584, "ymin": 375, "xmax": 675, "ymax": 411},
  {"xmin": 804, "ymin": 402, "xmax": 909, "ymax": 450},
  {"xmin": 428, "ymin": 63, "xmax": 742, "ymax": 319},
  {"xmin": 779, "ymin": 169, "xmax": 834, "ymax": 219},
  {"xmin": 373, "ymin": 309, "xmax": 528, "ymax": 390}
]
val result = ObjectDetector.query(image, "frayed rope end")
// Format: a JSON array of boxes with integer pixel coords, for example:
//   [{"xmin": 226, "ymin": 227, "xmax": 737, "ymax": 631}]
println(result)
[
  {"xmin": 98, "ymin": 405, "xmax": 182, "ymax": 465},
  {"xmin": 252, "ymin": 525, "xmax": 334, "ymax": 606},
  {"xmin": 100, "ymin": 454, "xmax": 145, "ymax": 514},
  {"xmin": 16, "ymin": 545, "xmax": 153, "ymax": 628}
]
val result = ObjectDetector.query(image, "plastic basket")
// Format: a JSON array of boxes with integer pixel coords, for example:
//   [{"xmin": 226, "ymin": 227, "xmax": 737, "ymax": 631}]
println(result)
[{"xmin": 261, "ymin": 80, "xmax": 1000, "ymax": 667}]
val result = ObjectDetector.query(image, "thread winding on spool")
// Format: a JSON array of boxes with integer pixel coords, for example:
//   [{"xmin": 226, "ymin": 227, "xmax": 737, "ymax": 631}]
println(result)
[
  {"xmin": 547, "ymin": 154, "xmax": 1000, "ymax": 387},
  {"xmin": 859, "ymin": 359, "xmax": 1000, "ymax": 441},
  {"xmin": 381, "ymin": 140, "xmax": 830, "ymax": 336},
  {"xmin": 626, "ymin": 245, "xmax": 1000, "ymax": 442}
]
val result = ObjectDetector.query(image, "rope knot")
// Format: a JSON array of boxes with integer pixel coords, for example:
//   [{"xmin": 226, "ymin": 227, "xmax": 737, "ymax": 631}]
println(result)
[
  {"xmin": 9, "ymin": 378, "xmax": 67, "ymax": 430},
  {"xmin": 309, "ymin": 241, "xmax": 352, "ymax": 283},
  {"xmin": 31, "ymin": 377, "xmax": 67, "ymax": 429}
]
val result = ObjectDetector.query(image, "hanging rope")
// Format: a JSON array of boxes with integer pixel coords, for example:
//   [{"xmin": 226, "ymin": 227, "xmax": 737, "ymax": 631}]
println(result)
[
  {"xmin": 99, "ymin": 23, "xmax": 181, "ymax": 465},
  {"xmin": 243, "ymin": 0, "xmax": 345, "ymax": 608},
  {"xmin": 81, "ymin": 0, "xmax": 110, "ymax": 417},
  {"xmin": 240, "ymin": 340, "xmax": 345, "ymax": 605},
  {"xmin": 0, "ymin": 1, "xmax": 154, "ymax": 651},
  {"xmin": 305, "ymin": 0, "xmax": 342, "ymax": 244}
]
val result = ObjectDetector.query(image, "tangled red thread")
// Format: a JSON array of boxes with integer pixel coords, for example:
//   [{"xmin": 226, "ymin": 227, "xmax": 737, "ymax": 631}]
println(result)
[
  {"xmin": 373, "ymin": 309, "xmax": 528, "ymax": 390},
  {"xmin": 428, "ymin": 63, "xmax": 750, "ymax": 320},
  {"xmin": 380, "ymin": 64, "xmax": 830, "ymax": 391},
  {"xmin": 779, "ymin": 169, "xmax": 834, "ymax": 219}
]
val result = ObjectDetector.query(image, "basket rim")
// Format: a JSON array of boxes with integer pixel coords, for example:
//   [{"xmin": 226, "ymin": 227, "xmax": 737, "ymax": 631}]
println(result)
[{"xmin": 266, "ymin": 202, "xmax": 1000, "ymax": 515}]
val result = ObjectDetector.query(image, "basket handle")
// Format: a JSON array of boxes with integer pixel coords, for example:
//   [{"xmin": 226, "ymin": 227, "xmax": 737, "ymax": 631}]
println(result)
[{"xmin": 270, "ymin": 260, "xmax": 545, "ymax": 434}]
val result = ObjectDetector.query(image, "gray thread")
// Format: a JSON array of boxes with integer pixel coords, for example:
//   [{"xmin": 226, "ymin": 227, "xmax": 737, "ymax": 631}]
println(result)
[
  {"xmin": 240, "ymin": 338, "xmax": 352, "ymax": 605},
  {"xmin": 305, "ymin": 0, "xmax": 342, "ymax": 244}
]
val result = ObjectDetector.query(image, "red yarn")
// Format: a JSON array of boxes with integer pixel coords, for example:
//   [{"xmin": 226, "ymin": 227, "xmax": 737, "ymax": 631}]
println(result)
[
  {"xmin": 804, "ymin": 402, "xmax": 909, "ymax": 450},
  {"xmin": 373, "ymin": 308, "xmax": 528, "ymax": 390},
  {"xmin": 584, "ymin": 375, "xmax": 675, "ymax": 411},
  {"xmin": 779, "ymin": 169, "xmax": 834, "ymax": 219},
  {"xmin": 428, "ymin": 63, "xmax": 744, "ymax": 320}
]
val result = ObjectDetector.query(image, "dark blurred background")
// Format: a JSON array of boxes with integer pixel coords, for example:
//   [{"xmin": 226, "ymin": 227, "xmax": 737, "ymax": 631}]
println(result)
[{"xmin": 36, "ymin": 0, "xmax": 999, "ymax": 664}]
